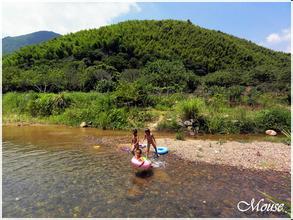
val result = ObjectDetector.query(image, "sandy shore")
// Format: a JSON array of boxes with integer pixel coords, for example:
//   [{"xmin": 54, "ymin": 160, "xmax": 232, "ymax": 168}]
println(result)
[{"xmin": 155, "ymin": 138, "xmax": 290, "ymax": 172}]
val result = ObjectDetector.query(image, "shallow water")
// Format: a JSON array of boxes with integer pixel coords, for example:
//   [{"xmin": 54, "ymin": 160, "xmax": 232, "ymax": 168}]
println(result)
[{"xmin": 3, "ymin": 125, "xmax": 290, "ymax": 217}]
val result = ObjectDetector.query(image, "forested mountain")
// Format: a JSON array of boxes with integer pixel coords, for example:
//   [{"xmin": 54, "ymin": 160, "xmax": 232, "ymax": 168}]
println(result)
[
  {"xmin": 2, "ymin": 20, "xmax": 290, "ymax": 93},
  {"xmin": 2, "ymin": 31, "xmax": 60, "ymax": 54}
]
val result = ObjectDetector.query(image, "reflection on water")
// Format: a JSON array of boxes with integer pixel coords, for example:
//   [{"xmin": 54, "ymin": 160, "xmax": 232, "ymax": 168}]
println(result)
[{"xmin": 3, "ymin": 125, "xmax": 290, "ymax": 217}]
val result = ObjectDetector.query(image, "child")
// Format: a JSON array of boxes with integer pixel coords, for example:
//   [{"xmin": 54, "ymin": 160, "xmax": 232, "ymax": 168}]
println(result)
[
  {"xmin": 131, "ymin": 129, "xmax": 139, "ymax": 155},
  {"xmin": 135, "ymin": 148, "xmax": 144, "ymax": 162},
  {"xmin": 143, "ymin": 128, "xmax": 159, "ymax": 158}
]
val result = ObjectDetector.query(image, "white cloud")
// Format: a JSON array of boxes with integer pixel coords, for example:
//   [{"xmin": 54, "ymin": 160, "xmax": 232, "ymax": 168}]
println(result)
[
  {"xmin": 266, "ymin": 33, "xmax": 281, "ymax": 43},
  {"xmin": 260, "ymin": 28, "xmax": 291, "ymax": 53},
  {"xmin": 2, "ymin": 2, "xmax": 140, "ymax": 37},
  {"xmin": 266, "ymin": 29, "xmax": 290, "ymax": 44}
]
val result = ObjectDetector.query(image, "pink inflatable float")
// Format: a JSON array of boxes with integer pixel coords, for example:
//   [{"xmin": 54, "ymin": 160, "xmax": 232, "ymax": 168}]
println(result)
[{"xmin": 131, "ymin": 156, "xmax": 152, "ymax": 170}]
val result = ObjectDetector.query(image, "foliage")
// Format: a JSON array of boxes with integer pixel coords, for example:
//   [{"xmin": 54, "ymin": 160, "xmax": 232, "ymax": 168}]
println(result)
[
  {"xmin": 281, "ymin": 129, "xmax": 291, "ymax": 145},
  {"xmin": 175, "ymin": 131, "xmax": 185, "ymax": 140},
  {"xmin": 114, "ymin": 80, "xmax": 154, "ymax": 107},
  {"xmin": 2, "ymin": 20, "xmax": 290, "ymax": 94},
  {"xmin": 177, "ymin": 98, "xmax": 205, "ymax": 120},
  {"xmin": 255, "ymin": 108, "xmax": 291, "ymax": 131},
  {"xmin": 2, "ymin": 20, "xmax": 291, "ymax": 133},
  {"xmin": 3, "ymin": 92, "xmax": 291, "ymax": 134},
  {"xmin": 141, "ymin": 60, "xmax": 200, "ymax": 93}
]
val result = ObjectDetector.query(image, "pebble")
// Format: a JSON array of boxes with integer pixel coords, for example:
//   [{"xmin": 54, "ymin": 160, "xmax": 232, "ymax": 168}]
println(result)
[
  {"xmin": 15, "ymin": 197, "xmax": 20, "ymax": 201},
  {"xmin": 93, "ymin": 145, "xmax": 100, "ymax": 149}
]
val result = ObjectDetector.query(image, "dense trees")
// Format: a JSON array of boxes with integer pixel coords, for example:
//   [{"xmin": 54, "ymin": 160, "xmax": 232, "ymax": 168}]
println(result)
[{"xmin": 2, "ymin": 19, "xmax": 290, "ymax": 94}]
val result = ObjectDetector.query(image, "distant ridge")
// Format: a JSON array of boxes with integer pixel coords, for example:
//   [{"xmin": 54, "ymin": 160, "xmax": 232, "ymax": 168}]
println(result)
[{"xmin": 2, "ymin": 31, "xmax": 61, "ymax": 54}]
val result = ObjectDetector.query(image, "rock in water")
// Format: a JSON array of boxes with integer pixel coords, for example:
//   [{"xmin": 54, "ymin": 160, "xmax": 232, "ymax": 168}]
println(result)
[
  {"xmin": 265, "ymin": 130, "xmax": 277, "ymax": 136},
  {"xmin": 80, "ymin": 122, "xmax": 87, "ymax": 128}
]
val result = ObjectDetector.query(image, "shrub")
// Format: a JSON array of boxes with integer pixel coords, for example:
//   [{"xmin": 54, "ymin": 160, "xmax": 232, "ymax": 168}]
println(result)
[
  {"xmin": 207, "ymin": 93, "xmax": 228, "ymax": 110},
  {"xmin": 206, "ymin": 114, "xmax": 225, "ymax": 134},
  {"xmin": 95, "ymin": 79, "xmax": 116, "ymax": 93},
  {"xmin": 255, "ymin": 108, "xmax": 291, "ymax": 131},
  {"xmin": 96, "ymin": 112, "xmax": 111, "ymax": 129},
  {"xmin": 204, "ymin": 71, "xmax": 241, "ymax": 87},
  {"xmin": 3, "ymin": 92, "xmax": 38, "ymax": 114},
  {"xmin": 153, "ymin": 93, "xmax": 186, "ymax": 109},
  {"xmin": 235, "ymin": 109, "xmax": 257, "ymax": 133},
  {"xmin": 157, "ymin": 116, "xmax": 181, "ymax": 131},
  {"xmin": 51, "ymin": 93, "xmax": 71, "ymax": 115},
  {"xmin": 227, "ymin": 85, "xmax": 245, "ymax": 103},
  {"xmin": 114, "ymin": 80, "xmax": 154, "ymax": 107},
  {"xmin": 177, "ymin": 98, "xmax": 205, "ymax": 121},
  {"xmin": 27, "ymin": 93, "xmax": 71, "ymax": 117},
  {"xmin": 175, "ymin": 131, "xmax": 185, "ymax": 140},
  {"xmin": 141, "ymin": 60, "xmax": 200, "ymax": 93},
  {"xmin": 108, "ymin": 108, "xmax": 128, "ymax": 129}
]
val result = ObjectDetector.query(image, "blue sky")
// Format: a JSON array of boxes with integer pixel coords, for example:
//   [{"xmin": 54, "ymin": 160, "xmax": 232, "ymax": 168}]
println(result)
[
  {"xmin": 112, "ymin": 2, "xmax": 291, "ymax": 52},
  {"xmin": 3, "ymin": 2, "xmax": 290, "ymax": 52}
]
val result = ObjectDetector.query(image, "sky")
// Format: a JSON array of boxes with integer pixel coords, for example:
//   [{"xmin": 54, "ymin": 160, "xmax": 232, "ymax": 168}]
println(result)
[{"xmin": 2, "ymin": 2, "xmax": 291, "ymax": 52}]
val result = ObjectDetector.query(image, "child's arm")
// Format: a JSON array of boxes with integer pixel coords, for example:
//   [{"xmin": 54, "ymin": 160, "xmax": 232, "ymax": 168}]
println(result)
[{"xmin": 138, "ymin": 157, "xmax": 144, "ymax": 162}]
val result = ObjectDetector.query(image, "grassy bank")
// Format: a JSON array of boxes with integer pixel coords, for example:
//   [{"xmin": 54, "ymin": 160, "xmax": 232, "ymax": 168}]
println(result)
[{"xmin": 3, "ymin": 92, "xmax": 290, "ymax": 134}]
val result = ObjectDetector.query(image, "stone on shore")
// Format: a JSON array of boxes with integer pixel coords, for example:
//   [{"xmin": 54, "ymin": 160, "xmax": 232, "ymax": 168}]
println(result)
[
  {"xmin": 265, "ymin": 130, "xmax": 277, "ymax": 136},
  {"xmin": 80, "ymin": 122, "xmax": 88, "ymax": 128}
]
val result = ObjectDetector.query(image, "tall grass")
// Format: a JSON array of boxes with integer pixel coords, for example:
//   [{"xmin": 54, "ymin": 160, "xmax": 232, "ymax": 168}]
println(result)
[
  {"xmin": 3, "ymin": 92, "xmax": 291, "ymax": 134},
  {"xmin": 159, "ymin": 96, "xmax": 290, "ymax": 134},
  {"xmin": 177, "ymin": 98, "xmax": 205, "ymax": 120},
  {"xmin": 3, "ymin": 92, "xmax": 154, "ymax": 129}
]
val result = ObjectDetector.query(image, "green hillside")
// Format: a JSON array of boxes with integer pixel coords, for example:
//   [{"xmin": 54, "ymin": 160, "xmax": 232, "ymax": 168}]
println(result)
[
  {"xmin": 3, "ymin": 20, "xmax": 290, "ymax": 94},
  {"xmin": 2, "ymin": 31, "xmax": 61, "ymax": 55}
]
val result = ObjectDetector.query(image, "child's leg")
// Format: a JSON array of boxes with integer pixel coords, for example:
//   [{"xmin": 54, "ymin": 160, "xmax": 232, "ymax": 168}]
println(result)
[
  {"xmin": 131, "ymin": 144, "xmax": 135, "ymax": 155},
  {"xmin": 146, "ymin": 143, "xmax": 150, "ymax": 158},
  {"xmin": 152, "ymin": 142, "xmax": 159, "ymax": 156}
]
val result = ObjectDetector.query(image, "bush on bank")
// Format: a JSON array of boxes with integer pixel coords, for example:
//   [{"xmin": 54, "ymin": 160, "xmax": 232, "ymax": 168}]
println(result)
[{"xmin": 3, "ymin": 92, "xmax": 291, "ymax": 133}]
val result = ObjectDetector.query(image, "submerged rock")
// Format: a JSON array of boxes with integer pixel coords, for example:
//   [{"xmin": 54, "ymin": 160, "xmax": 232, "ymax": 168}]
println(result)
[
  {"xmin": 126, "ymin": 186, "xmax": 144, "ymax": 201},
  {"xmin": 265, "ymin": 130, "xmax": 277, "ymax": 136}
]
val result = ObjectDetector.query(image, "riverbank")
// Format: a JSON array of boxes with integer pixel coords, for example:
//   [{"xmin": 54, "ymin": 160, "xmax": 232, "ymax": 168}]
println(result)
[
  {"xmin": 155, "ymin": 138, "xmax": 290, "ymax": 172},
  {"xmin": 3, "ymin": 123, "xmax": 291, "ymax": 172},
  {"xmin": 3, "ymin": 92, "xmax": 291, "ymax": 134}
]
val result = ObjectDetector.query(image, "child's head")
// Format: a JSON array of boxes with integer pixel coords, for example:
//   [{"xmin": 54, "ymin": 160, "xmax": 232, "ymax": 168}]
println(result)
[
  {"xmin": 132, "ymin": 128, "xmax": 137, "ymax": 136},
  {"xmin": 135, "ymin": 148, "xmax": 142, "ymax": 157},
  {"xmin": 144, "ymin": 128, "xmax": 150, "ymax": 134}
]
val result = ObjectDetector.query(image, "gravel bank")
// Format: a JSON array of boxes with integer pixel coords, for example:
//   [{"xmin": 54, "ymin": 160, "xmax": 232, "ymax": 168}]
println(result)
[{"xmin": 156, "ymin": 138, "xmax": 290, "ymax": 172}]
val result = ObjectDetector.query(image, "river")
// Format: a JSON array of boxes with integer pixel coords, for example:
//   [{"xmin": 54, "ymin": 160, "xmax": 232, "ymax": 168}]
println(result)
[{"xmin": 2, "ymin": 125, "xmax": 290, "ymax": 217}]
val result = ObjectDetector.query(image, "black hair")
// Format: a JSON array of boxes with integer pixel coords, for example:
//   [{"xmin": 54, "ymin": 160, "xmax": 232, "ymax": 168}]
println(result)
[
  {"xmin": 132, "ymin": 128, "xmax": 137, "ymax": 134},
  {"xmin": 145, "ymin": 128, "xmax": 150, "ymax": 133},
  {"xmin": 136, "ymin": 148, "xmax": 142, "ymax": 154}
]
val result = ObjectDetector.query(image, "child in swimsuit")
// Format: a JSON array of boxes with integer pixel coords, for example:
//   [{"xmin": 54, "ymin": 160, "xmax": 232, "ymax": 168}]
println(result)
[
  {"xmin": 143, "ymin": 128, "xmax": 159, "ymax": 158},
  {"xmin": 135, "ymin": 148, "xmax": 144, "ymax": 162},
  {"xmin": 131, "ymin": 129, "xmax": 139, "ymax": 155}
]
